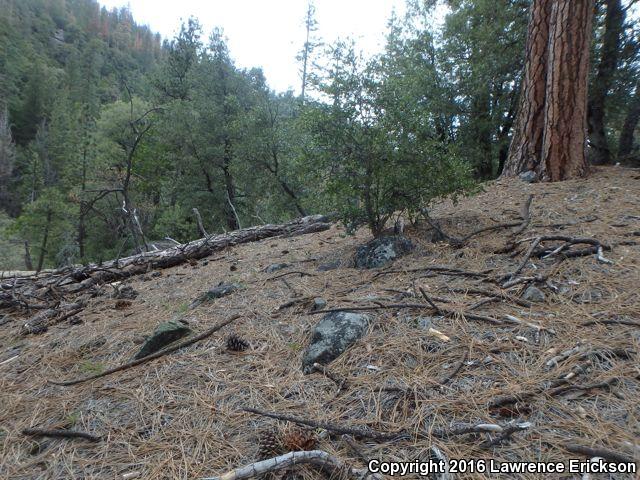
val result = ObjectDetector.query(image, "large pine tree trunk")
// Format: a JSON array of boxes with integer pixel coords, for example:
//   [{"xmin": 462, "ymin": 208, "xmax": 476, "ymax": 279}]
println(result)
[
  {"xmin": 587, "ymin": 0, "xmax": 623, "ymax": 165},
  {"xmin": 502, "ymin": 0, "xmax": 594, "ymax": 181},
  {"xmin": 501, "ymin": 0, "xmax": 552, "ymax": 178}
]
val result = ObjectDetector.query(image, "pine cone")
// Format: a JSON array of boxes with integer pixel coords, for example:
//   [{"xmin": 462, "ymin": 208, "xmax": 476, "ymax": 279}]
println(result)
[
  {"xmin": 258, "ymin": 429, "xmax": 283, "ymax": 459},
  {"xmin": 281, "ymin": 427, "xmax": 317, "ymax": 452},
  {"xmin": 226, "ymin": 334, "xmax": 249, "ymax": 352}
]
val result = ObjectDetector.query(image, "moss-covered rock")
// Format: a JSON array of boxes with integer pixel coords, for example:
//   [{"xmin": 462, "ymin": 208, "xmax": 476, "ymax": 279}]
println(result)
[{"xmin": 134, "ymin": 320, "xmax": 192, "ymax": 359}]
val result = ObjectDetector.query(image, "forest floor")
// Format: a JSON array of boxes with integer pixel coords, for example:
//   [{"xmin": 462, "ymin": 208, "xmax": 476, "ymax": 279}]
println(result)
[{"xmin": 0, "ymin": 166, "xmax": 639, "ymax": 480}]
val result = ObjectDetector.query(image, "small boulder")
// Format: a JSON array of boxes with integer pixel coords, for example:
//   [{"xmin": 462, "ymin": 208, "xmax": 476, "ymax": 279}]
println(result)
[
  {"xmin": 302, "ymin": 311, "xmax": 370, "ymax": 373},
  {"xmin": 522, "ymin": 285, "xmax": 546, "ymax": 303},
  {"xmin": 354, "ymin": 235, "xmax": 413, "ymax": 269},
  {"xmin": 190, "ymin": 282, "xmax": 240, "ymax": 308},
  {"xmin": 134, "ymin": 320, "xmax": 191, "ymax": 359},
  {"xmin": 519, "ymin": 170, "xmax": 537, "ymax": 183},
  {"xmin": 310, "ymin": 297, "xmax": 327, "ymax": 312},
  {"xmin": 264, "ymin": 263, "xmax": 289, "ymax": 274}
]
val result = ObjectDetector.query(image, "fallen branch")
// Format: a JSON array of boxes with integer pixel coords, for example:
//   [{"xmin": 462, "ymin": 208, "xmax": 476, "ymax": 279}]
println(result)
[
  {"xmin": 192, "ymin": 207, "xmax": 209, "ymax": 237},
  {"xmin": 501, "ymin": 235, "xmax": 611, "ymax": 286},
  {"xmin": 547, "ymin": 377, "xmax": 619, "ymax": 397},
  {"xmin": 488, "ymin": 377, "xmax": 570, "ymax": 409},
  {"xmin": 501, "ymin": 274, "xmax": 547, "ymax": 289},
  {"xmin": 266, "ymin": 271, "xmax": 315, "ymax": 281},
  {"xmin": 49, "ymin": 314, "xmax": 241, "ymax": 386},
  {"xmin": 418, "ymin": 287, "xmax": 443, "ymax": 315},
  {"xmin": 201, "ymin": 450, "xmax": 379, "ymax": 480},
  {"xmin": 504, "ymin": 314, "xmax": 556, "ymax": 334},
  {"xmin": 448, "ymin": 287, "xmax": 532, "ymax": 308},
  {"xmin": 310, "ymin": 304, "xmax": 504, "ymax": 325},
  {"xmin": 313, "ymin": 363, "xmax": 348, "ymax": 392},
  {"xmin": 373, "ymin": 266, "xmax": 489, "ymax": 279},
  {"xmin": 21, "ymin": 303, "xmax": 84, "ymax": 335},
  {"xmin": 560, "ymin": 443, "xmax": 635, "ymax": 464},
  {"xmin": 241, "ymin": 407, "xmax": 404, "ymax": 441},
  {"xmin": 582, "ymin": 318, "xmax": 640, "ymax": 328},
  {"xmin": 438, "ymin": 350, "xmax": 469, "ymax": 385},
  {"xmin": 2, "ymin": 215, "xmax": 331, "ymax": 307},
  {"xmin": 546, "ymin": 345, "xmax": 589, "ymax": 369},
  {"xmin": 481, "ymin": 422, "xmax": 532, "ymax": 448},
  {"xmin": 423, "ymin": 195, "xmax": 533, "ymax": 247},
  {"xmin": 22, "ymin": 427, "xmax": 101, "ymax": 442},
  {"xmin": 596, "ymin": 246, "xmax": 614, "ymax": 264}
]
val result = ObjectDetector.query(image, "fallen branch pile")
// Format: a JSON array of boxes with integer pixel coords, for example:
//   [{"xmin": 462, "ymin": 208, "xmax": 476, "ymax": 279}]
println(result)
[{"xmin": 1, "ymin": 215, "xmax": 330, "ymax": 312}]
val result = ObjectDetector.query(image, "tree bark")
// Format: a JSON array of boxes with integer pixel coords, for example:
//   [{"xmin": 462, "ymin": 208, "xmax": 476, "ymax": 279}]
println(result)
[
  {"xmin": 587, "ymin": 0, "xmax": 623, "ymax": 165},
  {"xmin": 36, "ymin": 208, "xmax": 52, "ymax": 273},
  {"xmin": 502, "ymin": 0, "xmax": 594, "ymax": 181},
  {"xmin": 24, "ymin": 241, "xmax": 33, "ymax": 270},
  {"xmin": 502, "ymin": 0, "xmax": 553, "ymax": 177},
  {"xmin": 618, "ymin": 82, "xmax": 640, "ymax": 165},
  {"xmin": 222, "ymin": 138, "xmax": 240, "ymax": 231}
]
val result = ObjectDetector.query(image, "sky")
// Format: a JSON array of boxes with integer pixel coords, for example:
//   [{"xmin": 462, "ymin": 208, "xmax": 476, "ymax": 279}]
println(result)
[{"xmin": 98, "ymin": 0, "xmax": 410, "ymax": 94}]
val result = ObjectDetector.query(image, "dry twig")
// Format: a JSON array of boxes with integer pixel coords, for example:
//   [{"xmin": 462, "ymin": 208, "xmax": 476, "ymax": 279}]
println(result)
[
  {"xmin": 49, "ymin": 314, "xmax": 241, "ymax": 386},
  {"xmin": 22, "ymin": 427, "xmax": 101, "ymax": 442}
]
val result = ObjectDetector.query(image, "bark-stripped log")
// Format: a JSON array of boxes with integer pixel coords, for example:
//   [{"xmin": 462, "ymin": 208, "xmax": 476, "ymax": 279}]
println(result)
[{"xmin": 0, "ymin": 215, "xmax": 331, "ymax": 308}]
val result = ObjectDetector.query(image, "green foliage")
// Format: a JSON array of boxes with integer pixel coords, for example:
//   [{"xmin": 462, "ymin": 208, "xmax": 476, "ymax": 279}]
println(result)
[
  {"xmin": 303, "ymin": 41, "xmax": 473, "ymax": 236},
  {"xmin": 10, "ymin": 188, "xmax": 75, "ymax": 268},
  {"xmin": 0, "ymin": 0, "xmax": 636, "ymax": 268},
  {"xmin": 0, "ymin": 212, "xmax": 24, "ymax": 270}
]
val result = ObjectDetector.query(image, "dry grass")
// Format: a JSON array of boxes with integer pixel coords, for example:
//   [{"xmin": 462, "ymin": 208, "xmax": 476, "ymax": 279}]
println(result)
[{"xmin": 1, "ymin": 166, "xmax": 639, "ymax": 479}]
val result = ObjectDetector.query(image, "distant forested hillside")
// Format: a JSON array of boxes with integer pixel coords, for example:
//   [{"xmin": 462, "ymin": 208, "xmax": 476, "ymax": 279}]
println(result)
[{"xmin": 0, "ymin": 0, "xmax": 638, "ymax": 270}]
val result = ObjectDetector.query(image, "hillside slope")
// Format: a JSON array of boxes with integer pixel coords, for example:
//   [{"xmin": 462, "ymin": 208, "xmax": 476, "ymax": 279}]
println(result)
[{"xmin": 1, "ymin": 167, "xmax": 639, "ymax": 479}]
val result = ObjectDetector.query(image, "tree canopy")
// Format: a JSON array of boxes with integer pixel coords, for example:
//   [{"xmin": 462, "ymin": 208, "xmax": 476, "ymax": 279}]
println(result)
[{"xmin": 0, "ymin": 0, "xmax": 638, "ymax": 269}]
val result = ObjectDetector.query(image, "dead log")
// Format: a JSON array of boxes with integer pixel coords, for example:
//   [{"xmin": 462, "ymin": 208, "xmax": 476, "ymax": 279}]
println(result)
[
  {"xmin": 1, "ymin": 215, "xmax": 330, "ymax": 306},
  {"xmin": 21, "ymin": 302, "xmax": 84, "ymax": 335}
]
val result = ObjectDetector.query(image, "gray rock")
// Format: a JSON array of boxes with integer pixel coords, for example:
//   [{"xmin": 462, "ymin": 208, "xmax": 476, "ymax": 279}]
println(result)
[
  {"xmin": 522, "ymin": 285, "xmax": 546, "ymax": 303},
  {"xmin": 302, "ymin": 311, "xmax": 370, "ymax": 373},
  {"xmin": 354, "ymin": 235, "xmax": 413, "ymax": 269},
  {"xmin": 310, "ymin": 297, "xmax": 327, "ymax": 312},
  {"xmin": 264, "ymin": 263, "xmax": 290, "ymax": 273},
  {"xmin": 190, "ymin": 282, "xmax": 240, "ymax": 308},
  {"xmin": 519, "ymin": 170, "xmax": 537, "ymax": 183},
  {"xmin": 134, "ymin": 320, "xmax": 191, "ymax": 359},
  {"xmin": 113, "ymin": 285, "xmax": 138, "ymax": 300},
  {"xmin": 317, "ymin": 259, "xmax": 341, "ymax": 271}
]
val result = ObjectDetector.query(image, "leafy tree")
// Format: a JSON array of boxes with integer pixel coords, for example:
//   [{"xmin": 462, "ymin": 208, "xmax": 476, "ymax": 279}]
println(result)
[{"xmin": 304, "ymin": 41, "xmax": 472, "ymax": 236}]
